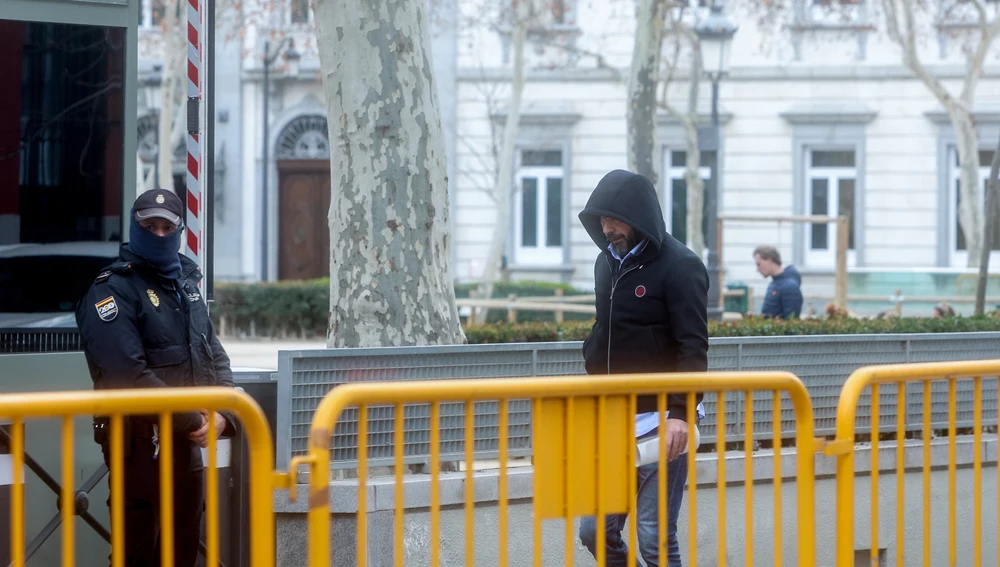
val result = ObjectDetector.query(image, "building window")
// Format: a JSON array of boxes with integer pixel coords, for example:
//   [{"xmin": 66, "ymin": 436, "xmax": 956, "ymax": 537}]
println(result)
[
  {"xmin": 805, "ymin": 149, "xmax": 857, "ymax": 266},
  {"xmin": 663, "ymin": 149, "xmax": 712, "ymax": 250},
  {"xmin": 290, "ymin": 0, "xmax": 312, "ymax": 25},
  {"xmin": 948, "ymin": 148, "xmax": 1000, "ymax": 267},
  {"xmin": 514, "ymin": 150, "xmax": 564, "ymax": 265}
]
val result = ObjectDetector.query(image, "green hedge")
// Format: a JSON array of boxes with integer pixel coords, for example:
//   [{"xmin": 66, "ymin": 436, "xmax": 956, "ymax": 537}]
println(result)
[
  {"xmin": 461, "ymin": 315, "xmax": 1000, "ymax": 344},
  {"xmin": 211, "ymin": 278, "xmax": 1000, "ymax": 340},
  {"xmin": 211, "ymin": 279, "xmax": 592, "ymax": 337},
  {"xmin": 211, "ymin": 279, "xmax": 329, "ymax": 337},
  {"xmin": 454, "ymin": 281, "xmax": 592, "ymax": 323}
]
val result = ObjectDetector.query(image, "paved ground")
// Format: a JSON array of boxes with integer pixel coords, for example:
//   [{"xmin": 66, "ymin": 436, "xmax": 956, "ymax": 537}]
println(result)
[{"xmin": 218, "ymin": 338, "xmax": 325, "ymax": 370}]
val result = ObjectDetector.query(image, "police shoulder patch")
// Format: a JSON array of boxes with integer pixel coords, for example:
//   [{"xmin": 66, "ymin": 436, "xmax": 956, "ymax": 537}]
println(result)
[{"xmin": 95, "ymin": 296, "xmax": 119, "ymax": 322}]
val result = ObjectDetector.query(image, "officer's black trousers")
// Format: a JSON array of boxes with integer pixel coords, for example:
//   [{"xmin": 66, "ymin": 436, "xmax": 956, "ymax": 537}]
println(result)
[{"xmin": 102, "ymin": 436, "xmax": 204, "ymax": 567}]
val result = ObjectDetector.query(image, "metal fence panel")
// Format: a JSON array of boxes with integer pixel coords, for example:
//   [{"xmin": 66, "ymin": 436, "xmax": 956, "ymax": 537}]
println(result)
[{"xmin": 277, "ymin": 333, "xmax": 1000, "ymax": 469}]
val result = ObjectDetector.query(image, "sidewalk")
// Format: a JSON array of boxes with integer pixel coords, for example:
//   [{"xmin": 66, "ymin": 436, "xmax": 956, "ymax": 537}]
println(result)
[{"xmin": 219, "ymin": 338, "xmax": 325, "ymax": 370}]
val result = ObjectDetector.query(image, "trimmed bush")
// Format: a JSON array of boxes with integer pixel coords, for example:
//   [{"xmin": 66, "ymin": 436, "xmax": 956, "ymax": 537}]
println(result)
[
  {"xmin": 211, "ymin": 279, "xmax": 591, "ymax": 337},
  {"xmin": 462, "ymin": 314, "xmax": 1000, "ymax": 344},
  {"xmin": 454, "ymin": 281, "xmax": 593, "ymax": 323},
  {"xmin": 211, "ymin": 278, "xmax": 1000, "ymax": 340}
]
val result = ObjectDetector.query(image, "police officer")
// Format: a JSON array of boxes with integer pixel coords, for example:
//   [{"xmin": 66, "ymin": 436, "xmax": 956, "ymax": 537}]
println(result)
[{"xmin": 76, "ymin": 188, "xmax": 235, "ymax": 567}]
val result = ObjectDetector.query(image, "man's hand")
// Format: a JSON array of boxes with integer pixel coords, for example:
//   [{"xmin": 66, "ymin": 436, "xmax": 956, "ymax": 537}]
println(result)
[
  {"xmin": 663, "ymin": 418, "xmax": 688, "ymax": 462},
  {"xmin": 188, "ymin": 411, "xmax": 226, "ymax": 448}
]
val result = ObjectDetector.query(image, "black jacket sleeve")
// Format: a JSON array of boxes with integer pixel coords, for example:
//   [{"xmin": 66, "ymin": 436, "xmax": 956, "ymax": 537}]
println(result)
[
  {"xmin": 77, "ymin": 280, "xmax": 203, "ymax": 435},
  {"xmin": 664, "ymin": 254, "xmax": 709, "ymax": 420},
  {"xmin": 779, "ymin": 283, "xmax": 803, "ymax": 319}
]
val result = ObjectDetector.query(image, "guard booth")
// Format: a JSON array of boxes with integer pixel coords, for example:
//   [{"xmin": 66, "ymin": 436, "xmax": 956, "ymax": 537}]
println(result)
[{"xmin": 0, "ymin": 1, "xmax": 242, "ymax": 565}]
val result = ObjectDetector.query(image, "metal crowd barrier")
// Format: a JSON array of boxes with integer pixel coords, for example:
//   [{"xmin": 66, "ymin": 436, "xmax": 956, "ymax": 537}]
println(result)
[
  {"xmin": 294, "ymin": 371, "xmax": 819, "ymax": 567},
  {"xmin": 0, "ymin": 387, "xmax": 274, "ymax": 567},
  {"xmin": 828, "ymin": 359, "xmax": 1000, "ymax": 567}
]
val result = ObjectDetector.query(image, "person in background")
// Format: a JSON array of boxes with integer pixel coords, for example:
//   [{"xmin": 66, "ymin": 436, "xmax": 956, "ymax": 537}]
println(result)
[
  {"xmin": 753, "ymin": 245, "xmax": 803, "ymax": 320},
  {"xmin": 76, "ymin": 188, "xmax": 235, "ymax": 567},
  {"xmin": 933, "ymin": 302, "xmax": 956, "ymax": 318}
]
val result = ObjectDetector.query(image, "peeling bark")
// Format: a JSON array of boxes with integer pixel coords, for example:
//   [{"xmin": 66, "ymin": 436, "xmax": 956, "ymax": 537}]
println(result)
[
  {"xmin": 314, "ymin": 0, "xmax": 466, "ymax": 347},
  {"xmin": 627, "ymin": 0, "xmax": 669, "ymax": 184}
]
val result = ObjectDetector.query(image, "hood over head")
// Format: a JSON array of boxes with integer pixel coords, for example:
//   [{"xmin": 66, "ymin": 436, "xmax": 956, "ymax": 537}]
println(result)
[{"xmin": 578, "ymin": 169, "xmax": 666, "ymax": 254}]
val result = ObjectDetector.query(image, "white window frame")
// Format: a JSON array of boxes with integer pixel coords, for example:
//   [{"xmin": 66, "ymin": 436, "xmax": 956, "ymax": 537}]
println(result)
[
  {"xmin": 662, "ymin": 147, "xmax": 711, "ymax": 247},
  {"xmin": 804, "ymin": 148, "xmax": 858, "ymax": 268},
  {"xmin": 947, "ymin": 146, "xmax": 998, "ymax": 268},
  {"xmin": 513, "ymin": 155, "xmax": 564, "ymax": 266}
]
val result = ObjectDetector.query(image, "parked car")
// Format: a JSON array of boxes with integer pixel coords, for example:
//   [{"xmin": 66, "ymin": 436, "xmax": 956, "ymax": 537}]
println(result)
[{"xmin": 0, "ymin": 241, "xmax": 119, "ymax": 330}]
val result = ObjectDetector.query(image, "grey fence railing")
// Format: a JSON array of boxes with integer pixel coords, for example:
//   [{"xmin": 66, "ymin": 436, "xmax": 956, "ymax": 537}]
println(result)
[{"xmin": 276, "ymin": 333, "xmax": 1000, "ymax": 470}]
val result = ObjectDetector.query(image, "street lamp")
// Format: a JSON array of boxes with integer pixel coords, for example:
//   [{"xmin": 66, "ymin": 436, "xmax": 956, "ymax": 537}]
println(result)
[
  {"xmin": 695, "ymin": 1, "xmax": 738, "ymax": 319},
  {"xmin": 260, "ymin": 38, "xmax": 300, "ymax": 281}
]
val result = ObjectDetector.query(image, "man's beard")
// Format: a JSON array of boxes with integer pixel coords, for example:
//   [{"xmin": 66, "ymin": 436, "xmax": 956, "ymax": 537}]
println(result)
[{"xmin": 606, "ymin": 232, "xmax": 634, "ymax": 256}]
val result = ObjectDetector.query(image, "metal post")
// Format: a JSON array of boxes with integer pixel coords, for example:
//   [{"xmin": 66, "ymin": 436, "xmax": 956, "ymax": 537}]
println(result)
[
  {"xmin": 261, "ymin": 41, "xmax": 270, "ymax": 282},
  {"xmin": 706, "ymin": 79, "xmax": 722, "ymax": 319},
  {"xmin": 206, "ymin": 0, "xmax": 215, "ymax": 301}
]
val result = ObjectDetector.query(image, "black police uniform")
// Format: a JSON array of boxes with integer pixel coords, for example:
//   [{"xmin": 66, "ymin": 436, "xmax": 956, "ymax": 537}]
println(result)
[{"xmin": 76, "ymin": 244, "xmax": 234, "ymax": 567}]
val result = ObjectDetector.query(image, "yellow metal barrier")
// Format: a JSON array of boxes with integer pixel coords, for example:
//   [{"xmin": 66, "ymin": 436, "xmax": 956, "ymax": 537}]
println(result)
[
  {"xmin": 830, "ymin": 359, "xmax": 1000, "ymax": 567},
  {"xmin": 299, "ymin": 371, "xmax": 818, "ymax": 567},
  {"xmin": 0, "ymin": 386, "xmax": 274, "ymax": 567}
]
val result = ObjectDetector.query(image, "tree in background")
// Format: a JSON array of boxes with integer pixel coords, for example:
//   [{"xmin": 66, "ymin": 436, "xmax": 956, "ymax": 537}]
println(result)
[
  {"xmin": 313, "ymin": 0, "xmax": 466, "ymax": 347},
  {"xmin": 880, "ymin": 0, "xmax": 1000, "ymax": 267},
  {"xmin": 628, "ymin": 0, "xmax": 709, "ymax": 255}
]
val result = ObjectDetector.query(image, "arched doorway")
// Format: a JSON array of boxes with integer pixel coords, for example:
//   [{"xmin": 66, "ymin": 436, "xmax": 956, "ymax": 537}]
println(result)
[{"xmin": 275, "ymin": 115, "xmax": 330, "ymax": 280}]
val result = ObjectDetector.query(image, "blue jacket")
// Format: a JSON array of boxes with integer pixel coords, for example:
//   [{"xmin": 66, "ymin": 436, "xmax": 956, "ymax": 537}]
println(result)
[{"xmin": 760, "ymin": 265, "xmax": 803, "ymax": 319}]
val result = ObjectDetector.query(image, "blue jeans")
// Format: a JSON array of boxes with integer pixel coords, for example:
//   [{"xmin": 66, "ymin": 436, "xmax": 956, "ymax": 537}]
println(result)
[{"xmin": 579, "ymin": 453, "xmax": 688, "ymax": 567}]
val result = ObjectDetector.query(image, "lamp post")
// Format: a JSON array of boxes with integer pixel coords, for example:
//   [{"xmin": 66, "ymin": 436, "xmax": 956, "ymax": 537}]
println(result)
[
  {"xmin": 260, "ymin": 38, "xmax": 300, "ymax": 281},
  {"xmin": 695, "ymin": 1, "xmax": 738, "ymax": 320}
]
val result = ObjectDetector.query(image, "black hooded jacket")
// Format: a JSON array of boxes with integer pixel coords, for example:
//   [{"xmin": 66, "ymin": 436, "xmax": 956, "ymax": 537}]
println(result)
[{"xmin": 578, "ymin": 170, "xmax": 709, "ymax": 420}]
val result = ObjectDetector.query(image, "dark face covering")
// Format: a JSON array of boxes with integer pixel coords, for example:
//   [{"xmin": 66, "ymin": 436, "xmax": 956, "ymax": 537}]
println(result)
[{"xmin": 127, "ymin": 214, "xmax": 182, "ymax": 280}]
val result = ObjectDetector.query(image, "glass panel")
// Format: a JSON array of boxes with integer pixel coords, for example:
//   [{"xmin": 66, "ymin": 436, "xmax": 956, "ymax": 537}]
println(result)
[
  {"xmin": 671, "ymin": 151, "xmax": 687, "ymax": 167},
  {"xmin": 838, "ymin": 178, "xmax": 856, "ymax": 250},
  {"xmin": 521, "ymin": 150, "xmax": 562, "ymax": 167},
  {"xmin": 152, "ymin": 0, "xmax": 166, "ymax": 25},
  {"xmin": 811, "ymin": 150, "xmax": 855, "ymax": 168},
  {"xmin": 956, "ymin": 179, "xmax": 966, "ymax": 251},
  {"xmin": 811, "ymin": 178, "xmax": 829, "ymax": 250},
  {"xmin": 0, "ymin": 20, "xmax": 125, "ymax": 338},
  {"xmin": 546, "ymin": 177, "xmax": 562, "ymax": 247},
  {"xmin": 981, "ymin": 178, "xmax": 1000, "ymax": 251},
  {"xmin": 671, "ymin": 178, "xmax": 688, "ymax": 245},
  {"xmin": 981, "ymin": 150, "xmax": 996, "ymax": 167},
  {"xmin": 291, "ymin": 0, "xmax": 310, "ymax": 24},
  {"xmin": 521, "ymin": 178, "xmax": 538, "ymax": 247},
  {"xmin": 551, "ymin": 0, "xmax": 566, "ymax": 23}
]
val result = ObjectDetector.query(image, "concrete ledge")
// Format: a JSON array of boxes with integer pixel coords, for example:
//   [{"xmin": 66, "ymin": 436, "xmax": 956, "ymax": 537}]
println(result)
[{"xmin": 275, "ymin": 435, "xmax": 998, "ymax": 514}]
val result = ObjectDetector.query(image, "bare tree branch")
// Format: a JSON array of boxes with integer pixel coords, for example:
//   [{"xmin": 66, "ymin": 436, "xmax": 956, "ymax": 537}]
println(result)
[{"xmin": 529, "ymin": 34, "xmax": 624, "ymax": 81}]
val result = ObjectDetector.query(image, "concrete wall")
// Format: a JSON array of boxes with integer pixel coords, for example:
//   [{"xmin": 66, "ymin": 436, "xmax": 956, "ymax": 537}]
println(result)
[{"xmin": 275, "ymin": 436, "xmax": 1000, "ymax": 567}]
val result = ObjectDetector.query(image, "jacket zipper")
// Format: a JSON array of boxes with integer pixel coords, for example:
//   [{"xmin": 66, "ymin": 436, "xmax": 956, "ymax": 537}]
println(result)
[{"xmin": 605, "ymin": 255, "xmax": 642, "ymax": 374}]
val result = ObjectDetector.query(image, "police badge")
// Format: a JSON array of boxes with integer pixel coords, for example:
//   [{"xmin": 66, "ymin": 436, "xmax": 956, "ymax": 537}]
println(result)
[{"xmin": 146, "ymin": 289, "xmax": 160, "ymax": 307}]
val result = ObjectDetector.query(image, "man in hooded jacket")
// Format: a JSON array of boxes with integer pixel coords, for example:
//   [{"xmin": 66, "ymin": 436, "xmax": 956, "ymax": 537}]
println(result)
[
  {"xmin": 577, "ymin": 169, "xmax": 709, "ymax": 567},
  {"xmin": 76, "ymin": 188, "xmax": 235, "ymax": 567}
]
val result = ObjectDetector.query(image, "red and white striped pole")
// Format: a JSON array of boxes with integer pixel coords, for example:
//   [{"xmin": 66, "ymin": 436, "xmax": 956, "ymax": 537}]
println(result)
[{"xmin": 185, "ymin": 0, "xmax": 204, "ymax": 273}]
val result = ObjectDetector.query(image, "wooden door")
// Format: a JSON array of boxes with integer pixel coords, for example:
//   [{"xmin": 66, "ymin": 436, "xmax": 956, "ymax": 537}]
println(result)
[{"xmin": 278, "ymin": 160, "xmax": 331, "ymax": 280}]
